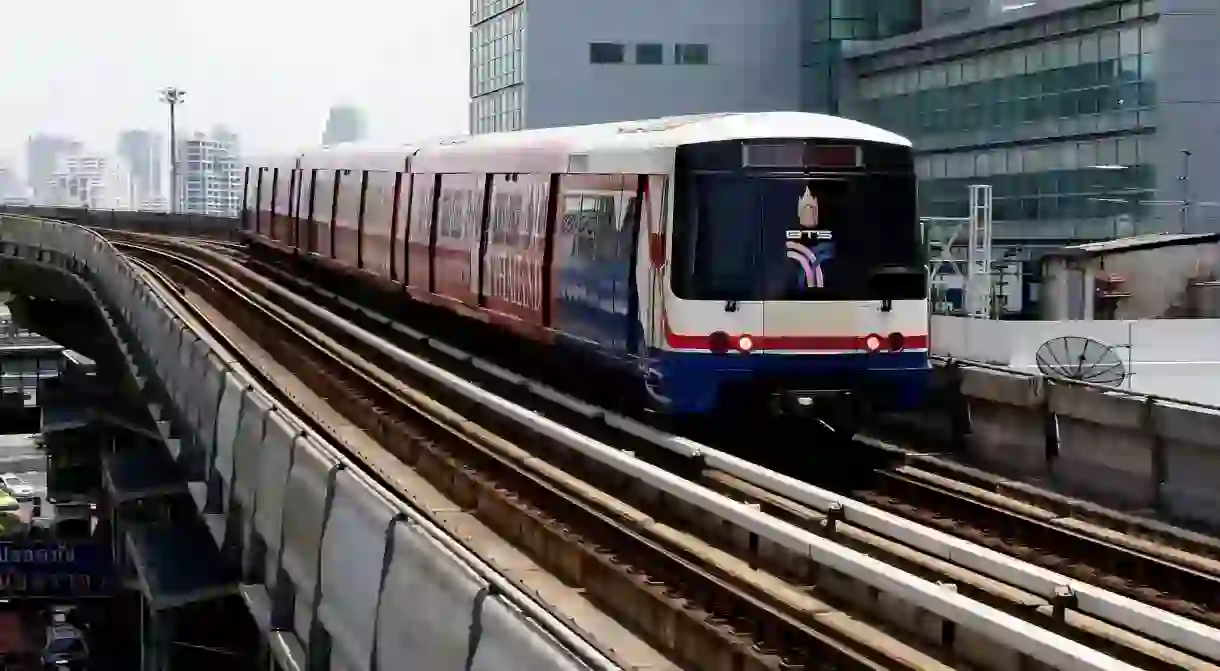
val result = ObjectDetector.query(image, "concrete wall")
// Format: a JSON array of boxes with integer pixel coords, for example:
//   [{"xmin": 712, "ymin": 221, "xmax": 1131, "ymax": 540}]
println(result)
[
  {"xmin": 893, "ymin": 358, "xmax": 1220, "ymax": 531},
  {"xmin": 0, "ymin": 206, "xmax": 240, "ymax": 241},
  {"xmin": 522, "ymin": 0, "xmax": 801, "ymax": 127},
  {"xmin": 931, "ymin": 315, "xmax": 1220, "ymax": 403}
]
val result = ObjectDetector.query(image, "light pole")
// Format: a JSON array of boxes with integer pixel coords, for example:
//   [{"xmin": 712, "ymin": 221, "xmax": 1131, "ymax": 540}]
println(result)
[{"xmin": 159, "ymin": 87, "xmax": 187, "ymax": 213}]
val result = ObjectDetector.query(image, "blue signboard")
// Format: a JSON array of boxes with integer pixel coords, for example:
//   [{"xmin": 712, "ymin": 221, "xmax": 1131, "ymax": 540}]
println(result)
[{"xmin": 0, "ymin": 542, "xmax": 109, "ymax": 597}]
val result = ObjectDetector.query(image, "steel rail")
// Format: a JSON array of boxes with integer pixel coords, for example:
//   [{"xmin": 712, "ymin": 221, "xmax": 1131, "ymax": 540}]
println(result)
[
  {"xmin": 121, "ymin": 250, "xmax": 626, "ymax": 671},
  {"xmin": 141, "ymin": 242, "xmax": 1143, "ymax": 671},
  {"xmin": 123, "ymin": 229, "xmax": 1220, "ymax": 663}
]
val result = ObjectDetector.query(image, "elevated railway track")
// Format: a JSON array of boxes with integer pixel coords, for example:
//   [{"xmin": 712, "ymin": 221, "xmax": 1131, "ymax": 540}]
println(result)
[{"xmin": 90, "ymin": 228, "xmax": 1220, "ymax": 670}]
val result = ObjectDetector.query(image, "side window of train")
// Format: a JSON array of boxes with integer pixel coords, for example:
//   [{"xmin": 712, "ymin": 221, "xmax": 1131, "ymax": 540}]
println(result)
[
  {"xmin": 313, "ymin": 169, "xmax": 335, "ymax": 224},
  {"xmin": 298, "ymin": 169, "xmax": 314, "ymax": 218},
  {"xmin": 488, "ymin": 174, "xmax": 525, "ymax": 248},
  {"xmin": 436, "ymin": 173, "xmax": 483, "ymax": 241},
  {"xmin": 559, "ymin": 174, "xmax": 639, "ymax": 264},
  {"xmin": 408, "ymin": 173, "xmax": 435, "ymax": 242}
]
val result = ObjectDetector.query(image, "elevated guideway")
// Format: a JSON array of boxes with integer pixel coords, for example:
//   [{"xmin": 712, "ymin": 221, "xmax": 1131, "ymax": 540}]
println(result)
[
  {"xmin": 6, "ymin": 207, "xmax": 1220, "ymax": 669},
  {"xmin": 0, "ymin": 213, "xmax": 608, "ymax": 671}
]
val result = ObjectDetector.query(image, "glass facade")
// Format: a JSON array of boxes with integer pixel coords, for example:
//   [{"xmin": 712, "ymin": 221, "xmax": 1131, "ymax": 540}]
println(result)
[
  {"xmin": 851, "ymin": 0, "xmax": 1162, "ymax": 242},
  {"xmin": 470, "ymin": 0, "xmax": 525, "ymax": 134},
  {"xmin": 801, "ymin": 0, "xmax": 921, "ymax": 113},
  {"xmin": 915, "ymin": 136, "xmax": 1155, "ymax": 239},
  {"xmin": 471, "ymin": 86, "xmax": 524, "ymax": 135},
  {"xmin": 857, "ymin": 21, "xmax": 1157, "ymax": 143}
]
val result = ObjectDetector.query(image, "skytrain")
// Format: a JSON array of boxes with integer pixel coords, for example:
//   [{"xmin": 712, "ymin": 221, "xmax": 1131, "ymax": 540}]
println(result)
[{"xmin": 242, "ymin": 111, "xmax": 930, "ymax": 417}]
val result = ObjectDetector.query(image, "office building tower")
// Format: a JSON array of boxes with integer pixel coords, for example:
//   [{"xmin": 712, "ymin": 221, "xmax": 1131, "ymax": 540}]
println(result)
[
  {"xmin": 468, "ymin": 0, "xmax": 808, "ymax": 134},
  {"xmin": 178, "ymin": 127, "xmax": 243, "ymax": 217},
  {"xmin": 322, "ymin": 105, "xmax": 367, "ymax": 145},
  {"xmin": 46, "ymin": 155, "xmax": 135, "ymax": 210},
  {"xmin": 473, "ymin": 0, "xmax": 1220, "ymax": 255},
  {"xmin": 117, "ymin": 130, "xmax": 164, "ymax": 207},
  {"xmin": 25, "ymin": 135, "xmax": 82, "ymax": 204},
  {"xmin": 843, "ymin": 0, "xmax": 1219, "ymax": 249}
]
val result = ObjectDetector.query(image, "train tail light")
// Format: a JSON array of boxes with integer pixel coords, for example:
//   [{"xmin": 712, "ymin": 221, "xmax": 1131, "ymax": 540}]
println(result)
[
  {"xmin": 863, "ymin": 333, "xmax": 883, "ymax": 353},
  {"xmin": 709, "ymin": 331, "xmax": 731, "ymax": 354},
  {"xmin": 888, "ymin": 332, "xmax": 906, "ymax": 352},
  {"xmin": 737, "ymin": 335, "xmax": 754, "ymax": 353}
]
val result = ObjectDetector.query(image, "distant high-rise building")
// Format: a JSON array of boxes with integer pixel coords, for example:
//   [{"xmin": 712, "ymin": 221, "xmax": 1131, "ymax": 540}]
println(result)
[
  {"xmin": 46, "ymin": 155, "xmax": 135, "ymax": 210},
  {"xmin": 177, "ymin": 127, "xmax": 243, "ymax": 217},
  {"xmin": 0, "ymin": 162, "xmax": 23, "ymax": 201},
  {"xmin": 25, "ymin": 135, "xmax": 82, "ymax": 203},
  {"xmin": 117, "ymin": 130, "xmax": 163, "ymax": 207},
  {"xmin": 321, "ymin": 105, "xmax": 366, "ymax": 145}
]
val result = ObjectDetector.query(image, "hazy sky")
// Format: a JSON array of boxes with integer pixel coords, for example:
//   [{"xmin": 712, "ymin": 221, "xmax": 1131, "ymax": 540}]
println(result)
[{"xmin": 0, "ymin": 0, "xmax": 470, "ymax": 163}]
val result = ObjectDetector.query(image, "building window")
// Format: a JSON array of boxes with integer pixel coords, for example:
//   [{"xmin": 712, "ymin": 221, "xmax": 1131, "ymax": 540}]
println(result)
[
  {"xmin": 590, "ymin": 42, "xmax": 625, "ymax": 64},
  {"xmin": 635, "ymin": 43, "xmax": 663, "ymax": 64},
  {"xmin": 675, "ymin": 43, "xmax": 709, "ymax": 65}
]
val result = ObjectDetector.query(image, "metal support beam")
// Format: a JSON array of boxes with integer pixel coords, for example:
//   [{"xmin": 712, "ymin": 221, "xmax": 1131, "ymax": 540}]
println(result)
[{"xmin": 966, "ymin": 184, "xmax": 995, "ymax": 318}]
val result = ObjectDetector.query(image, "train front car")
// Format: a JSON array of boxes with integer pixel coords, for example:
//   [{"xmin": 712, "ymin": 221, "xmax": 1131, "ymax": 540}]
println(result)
[{"xmin": 654, "ymin": 117, "xmax": 929, "ymax": 419}]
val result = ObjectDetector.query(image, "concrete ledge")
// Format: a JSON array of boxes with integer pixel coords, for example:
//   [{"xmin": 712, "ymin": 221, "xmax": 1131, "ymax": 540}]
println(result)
[
  {"xmin": 959, "ymin": 367, "xmax": 1044, "ymax": 407},
  {"xmin": 926, "ymin": 358, "xmax": 1220, "ymax": 526}
]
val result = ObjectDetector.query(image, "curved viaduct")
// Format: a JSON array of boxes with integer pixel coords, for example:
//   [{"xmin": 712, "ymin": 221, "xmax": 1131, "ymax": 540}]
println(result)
[{"xmin": 0, "ymin": 208, "xmax": 602, "ymax": 671}]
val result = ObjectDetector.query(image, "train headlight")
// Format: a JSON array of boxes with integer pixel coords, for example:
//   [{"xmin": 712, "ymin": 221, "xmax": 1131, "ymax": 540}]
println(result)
[
  {"xmin": 737, "ymin": 335, "xmax": 754, "ymax": 352},
  {"xmin": 888, "ymin": 332, "xmax": 905, "ymax": 352},
  {"xmin": 863, "ymin": 333, "xmax": 883, "ymax": 353},
  {"xmin": 708, "ymin": 331, "xmax": 731, "ymax": 354}
]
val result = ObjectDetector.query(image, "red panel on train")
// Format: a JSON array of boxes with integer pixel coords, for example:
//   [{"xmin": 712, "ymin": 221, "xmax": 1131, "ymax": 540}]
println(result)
[
  {"xmin": 391, "ymin": 174, "xmax": 411, "ymax": 283},
  {"xmin": 311, "ymin": 170, "xmax": 336, "ymax": 258},
  {"xmin": 432, "ymin": 174, "xmax": 483, "ymax": 306},
  {"xmin": 481, "ymin": 174, "xmax": 548, "ymax": 327},
  {"xmin": 361, "ymin": 171, "xmax": 397, "ymax": 278},
  {"xmin": 333, "ymin": 169, "xmax": 362, "ymax": 268},
  {"xmin": 405, "ymin": 174, "xmax": 435, "ymax": 291}
]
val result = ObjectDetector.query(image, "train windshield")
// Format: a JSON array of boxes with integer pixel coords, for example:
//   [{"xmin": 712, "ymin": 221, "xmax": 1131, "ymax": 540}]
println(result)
[{"xmin": 673, "ymin": 170, "xmax": 924, "ymax": 301}]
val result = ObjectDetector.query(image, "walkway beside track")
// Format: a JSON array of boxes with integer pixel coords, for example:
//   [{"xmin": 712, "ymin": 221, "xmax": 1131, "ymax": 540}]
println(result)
[{"xmin": 0, "ymin": 215, "xmax": 608, "ymax": 670}]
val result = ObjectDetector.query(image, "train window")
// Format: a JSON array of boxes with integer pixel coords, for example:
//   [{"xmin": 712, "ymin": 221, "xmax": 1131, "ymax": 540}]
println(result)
[
  {"xmin": 335, "ymin": 170, "xmax": 365, "ymax": 266},
  {"xmin": 362, "ymin": 171, "xmax": 397, "ymax": 276},
  {"xmin": 488, "ymin": 175, "xmax": 525, "ymax": 248},
  {"xmin": 312, "ymin": 169, "xmax": 336, "ymax": 256},
  {"xmin": 407, "ymin": 173, "xmax": 434, "ymax": 243},
  {"xmin": 436, "ymin": 174, "xmax": 483, "ymax": 241},
  {"xmin": 295, "ymin": 169, "xmax": 311, "ymax": 221},
  {"xmin": 557, "ymin": 174, "xmax": 639, "ymax": 265},
  {"xmin": 672, "ymin": 171, "xmax": 923, "ymax": 301}
]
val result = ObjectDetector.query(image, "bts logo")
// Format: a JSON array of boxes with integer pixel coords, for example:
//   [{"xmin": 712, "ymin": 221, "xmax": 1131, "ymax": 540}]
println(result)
[{"xmin": 786, "ymin": 186, "xmax": 833, "ymax": 241}]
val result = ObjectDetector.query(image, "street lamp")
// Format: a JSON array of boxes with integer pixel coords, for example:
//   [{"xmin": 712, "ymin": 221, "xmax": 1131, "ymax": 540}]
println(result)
[{"xmin": 159, "ymin": 87, "xmax": 187, "ymax": 213}]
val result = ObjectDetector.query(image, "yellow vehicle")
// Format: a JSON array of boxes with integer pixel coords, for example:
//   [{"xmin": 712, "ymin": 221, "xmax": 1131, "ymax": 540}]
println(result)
[{"xmin": 0, "ymin": 493, "xmax": 18, "ymax": 513}]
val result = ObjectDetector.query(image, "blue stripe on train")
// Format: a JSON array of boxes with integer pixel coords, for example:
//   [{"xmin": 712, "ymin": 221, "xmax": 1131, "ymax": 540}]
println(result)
[{"xmin": 647, "ymin": 350, "xmax": 931, "ymax": 414}]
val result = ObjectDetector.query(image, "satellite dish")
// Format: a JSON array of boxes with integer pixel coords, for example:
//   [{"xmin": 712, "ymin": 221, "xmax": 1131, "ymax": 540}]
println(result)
[{"xmin": 1035, "ymin": 336, "xmax": 1127, "ymax": 386}]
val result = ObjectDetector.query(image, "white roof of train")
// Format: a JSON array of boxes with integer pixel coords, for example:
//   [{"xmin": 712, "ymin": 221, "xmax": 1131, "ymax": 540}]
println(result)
[{"xmin": 250, "ymin": 111, "xmax": 909, "ymax": 175}]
